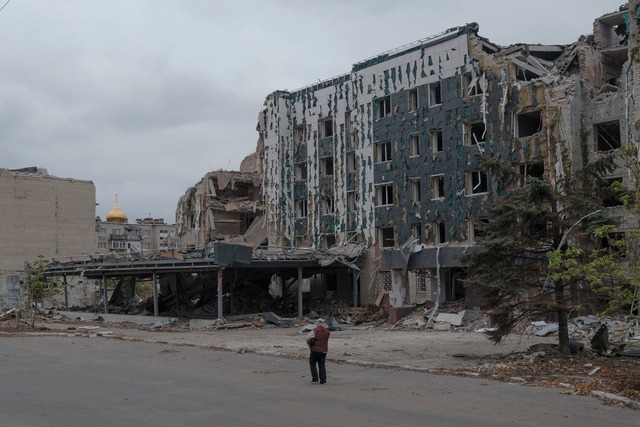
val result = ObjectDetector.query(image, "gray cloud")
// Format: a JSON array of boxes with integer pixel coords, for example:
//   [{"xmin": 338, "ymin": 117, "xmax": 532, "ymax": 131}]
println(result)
[{"xmin": 0, "ymin": 0, "xmax": 622, "ymax": 222}]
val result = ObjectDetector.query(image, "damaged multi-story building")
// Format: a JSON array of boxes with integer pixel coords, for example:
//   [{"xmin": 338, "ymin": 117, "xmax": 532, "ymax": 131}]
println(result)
[
  {"xmin": 0, "ymin": 167, "xmax": 97, "ymax": 308},
  {"xmin": 256, "ymin": 4, "xmax": 640, "ymax": 317}
]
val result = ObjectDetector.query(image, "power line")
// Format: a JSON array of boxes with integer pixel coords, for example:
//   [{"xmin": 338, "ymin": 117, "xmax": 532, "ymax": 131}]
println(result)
[{"xmin": 0, "ymin": 0, "xmax": 11, "ymax": 14}]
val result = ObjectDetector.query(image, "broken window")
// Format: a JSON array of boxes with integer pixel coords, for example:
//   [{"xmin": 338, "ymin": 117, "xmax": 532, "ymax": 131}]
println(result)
[
  {"xmin": 467, "ymin": 171, "xmax": 488, "ymax": 195},
  {"xmin": 410, "ymin": 178, "xmax": 421, "ymax": 203},
  {"xmin": 431, "ymin": 175, "xmax": 445, "ymax": 200},
  {"xmin": 374, "ymin": 140, "xmax": 392, "ymax": 163},
  {"xmin": 346, "ymin": 152, "xmax": 356, "ymax": 172},
  {"xmin": 322, "ymin": 197, "xmax": 334, "ymax": 215},
  {"xmin": 408, "ymin": 134, "xmax": 420, "ymax": 157},
  {"xmin": 517, "ymin": 162, "xmax": 544, "ymax": 186},
  {"xmin": 599, "ymin": 232, "xmax": 627, "ymax": 257},
  {"xmin": 516, "ymin": 110, "xmax": 542, "ymax": 138},
  {"xmin": 462, "ymin": 73, "xmax": 483, "ymax": 97},
  {"xmin": 467, "ymin": 122, "xmax": 486, "ymax": 146},
  {"xmin": 347, "ymin": 191, "xmax": 356, "ymax": 211},
  {"xmin": 379, "ymin": 227, "xmax": 395, "ymax": 248},
  {"xmin": 600, "ymin": 177, "xmax": 626, "ymax": 207},
  {"xmin": 323, "ymin": 235, "xmax": 336, "ymax": 250},
  {"xmin": 469, "ymin": 218, "xmax": 489, "ymax": 243},
  {"xmin": 408, "ymin": 88, "xmax": 418, "ymax": 112},
  {"xmin": 595, "ymin": 121, "xmax": 621, "ymax": 151},
  {"xmin": 347, "ymin": 192, "xmax": 356, "ymax": 232},
  {"xmin": 411, "ymin": 222, "xmax": 422, "ymax": 243},
  {"xmin": 321, "ymin": 158, "xmax": 334, "ymax": 177},
  {"xmin": 435, "ymin": 221, "xmax": 446, "ymax": 245},
  {"xmin": 294, "ymin": 125, "xmax": 305, "ymax": 146},
  {"xmin": 321, "ymin": 118, "xmax": 334, "ymax": 138},
  {"xmin": 376, "ymin": 96, "xmax": 391, "ymax": 120},
  {"xmin": 295, "ymin": 163, "xmax": 308, "ymax": 181},
  {"xmin": 431, "ymin": 129, "xmax": 443, "ymax": 153},
  {"xmin": 296, "ymin": 199, "xmax": 308, "ymax": 218},
  {"xmin": 429, "ymin": 81, "xmax": 442, "ymax": 106},
  {"xmin": 6, "ymin": 275, "xmax": 21, "ymax": 298},
  {"xmin": 376, "ymin": 183, "xmax": 394, "ymax": 206}
]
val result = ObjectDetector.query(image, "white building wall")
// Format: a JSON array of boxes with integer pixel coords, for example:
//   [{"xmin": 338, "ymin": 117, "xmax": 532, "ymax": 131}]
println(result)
[{"xmin": 260, "ymin": 30, "xmax": 471, "ymax": 251}]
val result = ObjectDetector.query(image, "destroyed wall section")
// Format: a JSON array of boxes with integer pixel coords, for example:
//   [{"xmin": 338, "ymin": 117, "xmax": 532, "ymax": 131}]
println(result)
[
  {"xmin": 586, "ymin": 5, "xmax": 640, "ymax": 233},
  {"xmin": 176, "ymin": 171, "xmax": 263, "ymax": 248}
]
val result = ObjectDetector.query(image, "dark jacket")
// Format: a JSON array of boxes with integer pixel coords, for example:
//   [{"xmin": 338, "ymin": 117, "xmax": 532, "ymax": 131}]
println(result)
[{"xmin": 307, "ymin": 325, "xmax": 330, "ymax": 353}]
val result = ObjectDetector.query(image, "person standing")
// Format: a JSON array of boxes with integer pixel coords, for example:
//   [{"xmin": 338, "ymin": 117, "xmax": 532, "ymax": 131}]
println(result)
[{"xmin": 306, "ymin": 318, "xmax": 330, "ymax": 384}]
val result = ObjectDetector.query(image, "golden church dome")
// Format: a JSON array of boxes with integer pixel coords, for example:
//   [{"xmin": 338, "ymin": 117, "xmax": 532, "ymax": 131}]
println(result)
[{"xmin": 106, "ymin": 197, "xmax": 127, "ymax": 223}]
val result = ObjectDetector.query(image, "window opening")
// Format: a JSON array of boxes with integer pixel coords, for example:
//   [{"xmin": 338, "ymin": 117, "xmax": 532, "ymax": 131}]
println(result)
[
  {"xmin": 431, "ymin": 175, "xmax": 445, "ymax": 199},
  {"xmin": 408, "ymin": 89, "xmax": 418, "ymax": 112},
  {"xmin": 431, "ymin": 129, "xmax": 443, "ymax": 153},
  {"xmin": 376, "ymin": 96, "xmax": 391, "ymax": 120},
  {"xmin": 408, "ymin": 134, "xmax": 420, "ymax": 157},
  {"xmin": 468, "ymin": 171, "xmax": 488, "ymax": 194},
  {"xmin": 410, "ymin": 178, "xmax": 421, "ymax": 203},
  {"xmin": 321, "ymin": 118, "xmax": 334, "ymax": 138},
  {"xmin": 376, "ymin": 184, "xmax": 394, "ymax": 206},
  {"xmin": 468, "ymin": 122, "xmax": 486, "ymax": 146},
  {"xmin": 435, "ymin": 222, "xmax": 446, "ymax": 245},
  {"xmin": 429, "ymin": 82, "xmax": 442, "ymax": 106},
  {"xmin": 516, "ymin": 111, "xmax": 542, "ymax": 138},
  {"xmin": 374, "ymin": 141, "xmax": 393, "ymax": 163},
  {"xmin": 596, "ymin": 121, "xmax": 621, "ymax": 151},
  {"xmin": 380, "ymin": 227, "xmax": 395, "ymax": 248}
]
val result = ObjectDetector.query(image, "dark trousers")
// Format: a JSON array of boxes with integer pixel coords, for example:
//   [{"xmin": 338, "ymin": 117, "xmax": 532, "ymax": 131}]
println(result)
[{"xmin": 309, "ymin": 351, "xmax": 327, "ymax": 383}]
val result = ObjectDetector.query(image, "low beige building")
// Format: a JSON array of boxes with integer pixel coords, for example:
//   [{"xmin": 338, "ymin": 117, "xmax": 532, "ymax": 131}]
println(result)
[{"xmin": 0, "ymin": 167, "xmax": 96, "ymax": 308}]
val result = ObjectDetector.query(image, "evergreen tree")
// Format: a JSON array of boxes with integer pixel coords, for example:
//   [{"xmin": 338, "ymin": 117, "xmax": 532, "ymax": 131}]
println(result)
[{"xmin": 462, "ymin": 155, "xmax": 617, "ymax": 354}]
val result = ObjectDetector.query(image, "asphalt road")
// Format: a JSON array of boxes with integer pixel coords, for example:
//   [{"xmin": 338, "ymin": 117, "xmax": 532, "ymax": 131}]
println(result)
[{"xmin": 0, "ymin": 335, "xmax": 637, "ymax": 427}]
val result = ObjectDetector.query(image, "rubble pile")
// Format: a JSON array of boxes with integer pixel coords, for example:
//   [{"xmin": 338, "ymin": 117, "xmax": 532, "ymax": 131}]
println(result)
[{"xmin": 391, "ymin": 299, "xmax": 488, "ymax": 331}]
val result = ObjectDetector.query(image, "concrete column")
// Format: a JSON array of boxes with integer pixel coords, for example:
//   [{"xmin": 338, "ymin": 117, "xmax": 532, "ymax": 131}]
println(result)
[
  {"xmin": 217, "ymin": 269, "xmax": 224, "ymax": 320},
  {"xmin": 152, "ymin": 271, "xmax": 159, "ymax": 317},
  {"xmin": 297, "ymin": 267, "xmax": 303, "ymax": 318},
  {"xmin": 352, "ymin": 269, "xmax": 360, "ymax": 307},
  {"xmin": 102, "ymin": 274, "xmax": 108, "ymax": 314},
  {"xmin": 63, "ymin": 274, "xmax": 68, "ymax": 310}
]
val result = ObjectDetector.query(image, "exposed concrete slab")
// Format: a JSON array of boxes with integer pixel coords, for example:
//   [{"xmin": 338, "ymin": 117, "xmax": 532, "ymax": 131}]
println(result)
[{"xmin": 58, "ymin": 311, "xmax": 177, "ymax": 326}]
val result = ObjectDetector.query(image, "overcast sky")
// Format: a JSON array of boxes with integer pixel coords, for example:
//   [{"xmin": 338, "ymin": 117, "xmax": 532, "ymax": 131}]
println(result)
[{"xmin": 0, "ymin": 0, "xmax": 623, "ymax": 223}]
